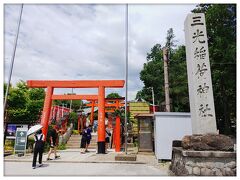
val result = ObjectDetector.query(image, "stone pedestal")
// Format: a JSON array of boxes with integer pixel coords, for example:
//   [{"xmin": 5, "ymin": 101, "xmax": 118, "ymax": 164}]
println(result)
[
  {"xmin": 170, "ymin": 147, "xmax": 236, "ymax": 176},
  {"xmin": 115, "ymin": 154, "xmax": 137, "ymax": 161}
]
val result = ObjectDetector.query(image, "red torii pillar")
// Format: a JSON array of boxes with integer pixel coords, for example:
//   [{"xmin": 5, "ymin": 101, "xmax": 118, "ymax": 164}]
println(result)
[
  {"xmin": 98, "ymin": 86, "xmax": 105, "ymax": 153},
  {"xmin": 86, "ymin": 98, "xmax": 124, "ymax": 152},
  {"xmin": 41, "ymin": 86, "xmax": 53, "ymax": 136},
  {"xmin": 115, "ymin": 100, "xmax": 121, "ymax": 152},
  {"xmin": 27, "ymin": 80, "xmax": 124, "ymax": 154}
]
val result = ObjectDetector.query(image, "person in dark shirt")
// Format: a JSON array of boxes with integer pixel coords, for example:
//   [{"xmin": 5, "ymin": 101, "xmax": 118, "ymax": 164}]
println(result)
[
  {"xmin": 47, "ymin": 125, "xmax": 60, "ymax": 160},
  {"xmin": 85, "ymin": 122, "xmax": 92, "ymax": 152},
  {"xmin": 32, "ymin": 129, "xmax": 45, "ymax": 169},
  {"xmin": 80, "ymin": 122, "xmax": 92, "ymax": 153}
]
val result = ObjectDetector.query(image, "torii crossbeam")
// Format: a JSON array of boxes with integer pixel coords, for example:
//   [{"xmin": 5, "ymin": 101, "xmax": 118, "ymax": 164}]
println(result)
[{"xmin": 27, "ymin": 80, "xmax": 125, "ymax": 154}]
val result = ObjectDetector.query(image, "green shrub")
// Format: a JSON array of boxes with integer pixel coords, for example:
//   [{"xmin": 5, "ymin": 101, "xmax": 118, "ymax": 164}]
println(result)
[
  {"xmin": 72, "ymin": 130, "xmax": 79, "ymax": 135},
  {"xmin": 4, "ymin": 139, "xmax": 15, "ymax": 151},
  {"xmin": 43, "ymin": 142, "xmax": 50, "ymax": 153},
  {"xmin": 27, "ymin": 137, "xmax": 35, "ymax": 150},
  {"xmin": 57, "ymin": 143, "xmax": 66, "ymax": 150}
]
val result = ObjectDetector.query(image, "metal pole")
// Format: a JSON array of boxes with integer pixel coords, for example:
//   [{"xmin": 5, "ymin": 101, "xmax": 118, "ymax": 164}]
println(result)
[
  {"xmin": 151, "ymin": 87, "xmax": 155, "ymax": 113},
  {"xmin": 4, "ymin": 4, "xmax": 23, "ymax": 115},
  {"xmin": 124, "ymin": 4, "xmax": 128, "ymax": 154},
  {"xmin": 69, "ymin": 88, "xmax": 73, "ymax": 112}
]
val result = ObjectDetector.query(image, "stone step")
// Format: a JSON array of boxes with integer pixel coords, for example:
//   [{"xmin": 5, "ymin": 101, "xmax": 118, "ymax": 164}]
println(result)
[
  {"xmin": 67, "ymin": 137, "xmax": 98, "ymax": 141},
  {"xmin": 66, "ymin": 145, "xmax": 80, "ymax": 148},
  {"xmin": 67, "ymin": 143, "xmax": 97, "ymax": 146},
  {"xmin": 68, "ymin": 137, "xmax": 81, "ymax": 140},
  {"xmin": 66, "ymin": 146, "xmax": 97, "ymax": 149},
  {"xmin": 66, "ymin": 134, "xmax": 98, "ymax": 149},
  {"xmin": 67, "ymin": 140, "xmax": 81, "ymax": 143}
]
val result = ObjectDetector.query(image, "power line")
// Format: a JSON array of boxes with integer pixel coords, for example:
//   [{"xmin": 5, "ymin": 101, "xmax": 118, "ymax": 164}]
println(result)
[
  {"xmin": 4, "ymin": 4, "xmax": 24, "ymax": 116},
  {"xmin": 4, "ymin": 4, "xmax": 24, "ymax": 145}
]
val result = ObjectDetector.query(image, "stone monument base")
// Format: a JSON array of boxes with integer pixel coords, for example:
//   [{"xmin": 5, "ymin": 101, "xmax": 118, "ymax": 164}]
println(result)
[
  {"xmin": 170, "ymin": 147, "xmax": 236, "ymax": 176},
  {"xmin": 115, "ymin": 154, "xmax": 137, "ymax": 161}
]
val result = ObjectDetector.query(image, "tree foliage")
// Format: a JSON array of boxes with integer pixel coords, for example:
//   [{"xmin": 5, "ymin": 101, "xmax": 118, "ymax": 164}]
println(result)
[
  {"xmin": 106, "ymin": 92, "xmax": 122, "ymax": 99},
  {"xmin": 53, "ymin": 93, "xmax": 83, "ymax": 112},
  {"xmin": 5, "ymin": 80, "xmax": 45, "ymax": 125}
]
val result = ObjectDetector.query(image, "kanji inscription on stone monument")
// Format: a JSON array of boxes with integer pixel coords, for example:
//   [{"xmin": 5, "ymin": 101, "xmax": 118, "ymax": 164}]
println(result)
[{"xmin": 184, "ymin": 13, "xmax": 217, "ymax": 134}]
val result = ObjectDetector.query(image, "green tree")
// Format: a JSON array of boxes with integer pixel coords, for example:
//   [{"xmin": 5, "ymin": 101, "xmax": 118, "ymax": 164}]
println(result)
[
  {"xmin": 138, "ymin": 28, "xmax": 190, "ymax": 112},
  {"xmin": 192, "ymin": 4, "xmax": 236, "ymax": 135},
  {"xmin": 137, "ymin": 44, "xmax": 165, "ymax": 106},
  {"xmin": 6, "ymin": 81, "xmax": 44, "ymax": 125},
  {"xmin": 68, "ymin": 112, "xmax": 78, "ymax": 129},
  {"xmin": 168, "ymin": 45, "xmax": 189, "ymax": 112},
  {"xmin": 165, "ymin": 28, "xmax": 177, "ymax": 59},
  {"xmin": 106, "ymin": 92, "xmax": 122, "ymax": 98},
  {"xmin": 53, "ymin": 93, "xmax": 83, "ymax": 112}
]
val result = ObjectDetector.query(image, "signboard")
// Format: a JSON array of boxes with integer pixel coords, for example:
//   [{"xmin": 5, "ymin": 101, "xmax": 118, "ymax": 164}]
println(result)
[
  {"xmin": 6, "ymin": 124, "xmax": 28, "ymax": 139},
  {"xmin": 184, "ymin": 13, "xmax": 217, "ymax": 134},
  {"xmin": 14, "ymin": 127, "xmax": 28, "ymax": 154}
]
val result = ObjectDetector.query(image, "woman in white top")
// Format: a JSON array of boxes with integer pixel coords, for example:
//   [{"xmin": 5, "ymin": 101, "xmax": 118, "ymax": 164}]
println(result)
[{"xmin": 105, "ymin": 126, "xmax": 111, "ymax": 152}]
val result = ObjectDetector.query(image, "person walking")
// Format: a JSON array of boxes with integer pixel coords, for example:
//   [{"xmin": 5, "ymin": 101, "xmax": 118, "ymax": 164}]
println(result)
[
  {"xmin": 80, "ymin": 122, "xmax": 92, "ymax": 153},
  {"xmin": 32, "ymin": 129, "xmax": 45, "ymax": 169},
  {"xmin": 80, "ymin": 125, "xmax": 87, "ymax": 154},
  {"xmin": 105, "ymin": 126, "xmax": 111, "ymax": 153},
  {"xmin": 85, "ymin": 122, "xmax": 92, "ymax": 152},
  {"xmin": 46, "ymin": 125, "xmax": 60, "ymax": 160}
]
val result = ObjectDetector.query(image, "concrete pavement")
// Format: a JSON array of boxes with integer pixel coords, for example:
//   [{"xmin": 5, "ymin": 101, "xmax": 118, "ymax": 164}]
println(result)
[
  {"xmin": 4, "ymin": 148, "xmax": 170, "ymax": 176},
  {"xmin": 4, "ymin": 162, "xmax": 169, "ymax": 176}
]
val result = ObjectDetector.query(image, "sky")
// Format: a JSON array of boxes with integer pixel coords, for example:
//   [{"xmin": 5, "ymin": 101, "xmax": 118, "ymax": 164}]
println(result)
[{"xmin": 4, "ymin": 4, "xmax": 197, "ymax": 101}]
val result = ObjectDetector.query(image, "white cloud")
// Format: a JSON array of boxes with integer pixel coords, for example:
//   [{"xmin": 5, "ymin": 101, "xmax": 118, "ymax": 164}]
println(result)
[{"xmin": 4, "ymin": 4, "xmax": 196, "ymax": 100}]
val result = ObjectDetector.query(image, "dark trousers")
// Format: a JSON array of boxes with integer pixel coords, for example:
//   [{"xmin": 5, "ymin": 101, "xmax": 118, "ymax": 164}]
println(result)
[{"xmin": 32, "ymin": 148, "xmax": 43, "ymax": 167}]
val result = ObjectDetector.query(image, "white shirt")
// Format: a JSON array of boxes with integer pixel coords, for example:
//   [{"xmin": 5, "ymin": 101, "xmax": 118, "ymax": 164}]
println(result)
[
  {"xmin": 105, "ymin": 128, "xmax": 111, "ymax": 138},
  {"xmin": 34, "ymin": 134, "xmax": 45, "ymax": 141}
]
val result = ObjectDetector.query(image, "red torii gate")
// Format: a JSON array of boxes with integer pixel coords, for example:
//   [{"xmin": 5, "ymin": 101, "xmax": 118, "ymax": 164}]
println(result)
[
  {"xmin": 85, "ymin": 97, "xmax": 125, "ymax": 152},
  {"xmin": 85, "ymin": 97, "xmax": 125, "ymax": 124},
  {"xmin": 53, "ymin": 95, "xmax": 124, "ymax": 152},
  {"xmin": 27, "ymin": 80, "xmax": 125, "ymax": 154}
]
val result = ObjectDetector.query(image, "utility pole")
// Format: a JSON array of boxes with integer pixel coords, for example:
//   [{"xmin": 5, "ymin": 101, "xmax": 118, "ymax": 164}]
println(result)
[
  {"xmin": 163, "ymin": 47, "xmax": 170, "ymax": 112},
  {"xmin": 151, "ymin": 87, "xmax": 155, "ymax": 113}
]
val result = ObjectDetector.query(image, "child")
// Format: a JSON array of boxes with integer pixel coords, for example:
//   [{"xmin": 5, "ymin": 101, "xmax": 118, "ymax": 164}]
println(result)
[{"xmin": 32, "ymin": 129, "xmax": 45, "ymax": 169}]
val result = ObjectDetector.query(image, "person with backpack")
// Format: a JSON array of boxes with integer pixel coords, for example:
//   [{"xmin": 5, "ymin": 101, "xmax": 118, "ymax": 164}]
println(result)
[{"xmin": 32, "ymin": 129, "xmax": 45, "ymax": 169}]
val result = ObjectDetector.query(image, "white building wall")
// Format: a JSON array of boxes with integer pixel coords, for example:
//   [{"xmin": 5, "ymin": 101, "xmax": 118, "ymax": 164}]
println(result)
[{"xmin": 154, "ymin": 112, "xmax": 192, "ymax": 160}]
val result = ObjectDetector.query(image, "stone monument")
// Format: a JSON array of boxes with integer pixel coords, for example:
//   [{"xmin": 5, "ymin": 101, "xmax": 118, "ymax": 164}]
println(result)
[
  {"xmin": 184, "ymin": 13, "xmax": 217, "ymax": 134},
  {"xmin": 169, "ymin": 13, "xmax": 236, "ymax": 176}
]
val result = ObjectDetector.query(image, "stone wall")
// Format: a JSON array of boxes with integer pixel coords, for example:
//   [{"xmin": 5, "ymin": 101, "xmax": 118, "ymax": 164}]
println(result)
[
  {"xmin": 59, "ymin": 123, "xmax": 73, "ymax": 145},
  {"xmin": 170, "ymin": 147, "xmax": 236, "ymax": 176}
]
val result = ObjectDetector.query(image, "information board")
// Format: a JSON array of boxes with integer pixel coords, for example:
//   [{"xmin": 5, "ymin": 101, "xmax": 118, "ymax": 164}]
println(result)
[
  {"xmin": 14, "ymin": 127, "xmax": 28, "ymax": 154},
  {"xmin": 6, "ymin": 124, "xmax": 28, "ymax": 139}
]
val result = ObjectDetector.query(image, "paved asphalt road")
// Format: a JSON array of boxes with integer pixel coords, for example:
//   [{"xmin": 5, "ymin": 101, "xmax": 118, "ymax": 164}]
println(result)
[{"xmin": 4, "ymin": 161, "xmax": 169, "ymax": 176}]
